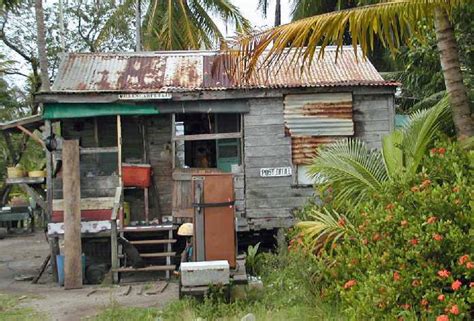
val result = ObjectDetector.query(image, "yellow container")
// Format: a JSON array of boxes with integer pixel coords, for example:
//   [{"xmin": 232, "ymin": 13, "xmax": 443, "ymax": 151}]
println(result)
[
  {"xmin": 7, "ymin": 167, "xmax": 25, "ymax": 178},
  {"xmin": 28, "ymin": 170, "xmax": 46, "ymax": 178},
  {"xmin": 123, "ymin": 202, "xmax": 131, "ymax": 226}
]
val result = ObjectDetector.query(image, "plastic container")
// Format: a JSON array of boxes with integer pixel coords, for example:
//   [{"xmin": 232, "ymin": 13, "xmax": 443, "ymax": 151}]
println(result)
[
  {"xmin": 123, "ymin": 202, "xmax": 131, "ymax": 226},
  {"xmin": 7, "ymin": 167, "xmax": 25, "ymax": 178},
  {"xmin": 122, "ymin": 163, "xmax": 152, "ymax": 187},
  {"xmin": 56, "ymin": 254, "xmax": 86, "ymax": 286},
  {"xmin": 28, "ymin": 170, "xmax": 46, "ymax": 178}
]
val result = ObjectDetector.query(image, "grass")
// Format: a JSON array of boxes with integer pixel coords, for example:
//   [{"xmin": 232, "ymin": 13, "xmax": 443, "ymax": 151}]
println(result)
[
  {"xmin": 0, "ymin": 293, "xmax": 46, "ymax": 321},
  {"xmin": 93, "ymin": 250, "xmax": 345, "ymax": 321}
]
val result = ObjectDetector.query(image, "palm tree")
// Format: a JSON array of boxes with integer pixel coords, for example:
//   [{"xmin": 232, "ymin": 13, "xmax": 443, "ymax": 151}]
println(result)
[
  {"xmin": 34, "ymin": 0, "xmax": 50, "ymax": 91},
  {"xmin": 98, "ymin": 0, "xmax": 251, "ymax": 51},
  {"xmin": 258, "ymin": 0, "xmax": 281, "ymax": 27},
  {"xmin": 231, "ymin": 0, "xmax": 473, "ymax": 140}
]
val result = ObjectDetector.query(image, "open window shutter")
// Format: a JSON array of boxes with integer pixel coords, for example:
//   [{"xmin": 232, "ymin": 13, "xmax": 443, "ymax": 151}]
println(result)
[{"xmin": 284, "ymin": 93, "xmax": 354, "ymax": 165}]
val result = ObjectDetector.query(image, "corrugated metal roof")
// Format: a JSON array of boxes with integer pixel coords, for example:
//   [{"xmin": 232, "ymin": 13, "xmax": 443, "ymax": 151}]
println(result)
[{"xmin": 51, "ymin": 47, "xmax": 397, "ymax": 93}]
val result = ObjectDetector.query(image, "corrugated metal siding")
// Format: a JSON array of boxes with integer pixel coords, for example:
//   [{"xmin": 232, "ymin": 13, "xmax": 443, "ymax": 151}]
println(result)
[
  {"xmin": 51, "ymin": 47, "xmax": 398, "ymax": 93},
  {"xmin": 291, "ymin": 136, "xmax": 337, "ymax": 165},
  {"xmin": 284, "ymin": 93, "xmax": 353, "ymax": 164}
]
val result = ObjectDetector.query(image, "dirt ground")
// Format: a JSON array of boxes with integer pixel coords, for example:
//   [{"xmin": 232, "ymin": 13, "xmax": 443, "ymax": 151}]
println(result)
[{"xmin": 0, "ymin": 231, "xmax": 178, "ymax": 321}]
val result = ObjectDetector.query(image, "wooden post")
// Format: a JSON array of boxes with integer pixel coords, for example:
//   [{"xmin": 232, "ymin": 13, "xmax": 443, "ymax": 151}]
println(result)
[
  {"xmin": 45, "ymin": 120, "xmax": 53, "ymax": 224},
  {"xmin": 193, "ymin": 177, "xmax": 205, "ymax": 261},
  {"xmin": 49, "ymin": 237, "xmax": 60, "ymax": 283},
  {"xmin": 62, "ymin": 139, "xmax": 82, "ymax": 289}
]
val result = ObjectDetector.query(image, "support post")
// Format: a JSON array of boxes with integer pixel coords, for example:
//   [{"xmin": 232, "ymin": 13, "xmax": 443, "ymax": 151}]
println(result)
[
  {"xmin": 45, "ymin": 120, "xmax": 53, "ymax": 224},
  {"xmin": 62, "ymin": 139, "xmax": 82, "ymax": 289},
  {"xmin": 193, "ymin": 177, "xmax": 205, "ymax": 261},
  {"xmin": 49, "ymin": 237, "xmax": 60, "ymax": 283}
]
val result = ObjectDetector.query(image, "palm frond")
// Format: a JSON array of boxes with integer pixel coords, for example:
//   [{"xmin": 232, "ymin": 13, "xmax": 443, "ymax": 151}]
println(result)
[
  {"xmin": 296, "ymin": 208, "xmax": 354, "ymax": 253},
  {"xmin": 94, "ymin": 0, "xmax": 136, "ymax": 49},
  {"xmin": 228, "ymin": 0, "xmax": 465, "ymax": 79},
  {"xmin": 400, "ymin": 94, "xmax": 451, "ymax": 176},
  {"xmin": 308, "ymin": 138, "xmax": 388, "ymax": 208},
  {"xmin": 382, "ymin": 130, "xmax": 404, "ymax": 179}
]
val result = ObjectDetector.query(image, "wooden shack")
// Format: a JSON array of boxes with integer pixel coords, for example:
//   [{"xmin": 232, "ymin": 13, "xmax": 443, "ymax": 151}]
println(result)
[{"xmin": 35, "ymin": 47, "xmax": 397, "ymax": 280}]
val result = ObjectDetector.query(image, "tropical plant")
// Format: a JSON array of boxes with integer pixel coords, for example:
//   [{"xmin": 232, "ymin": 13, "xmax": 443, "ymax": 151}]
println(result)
[
  {"xmin": 98, "ymin": 0, "xmax": 251, "ymax": 51},
  {"xmin": 245, "ymin": 242, "xmax": 260, "ymax": 276},
  {"xmin": 295, "ymin": 139, "xmax": 473, "ymax": 319},
  {"xmin": 229, "ymin": 0, "xmax": 473, "ymax": 139},
  {"xmin": 308, "ymin": 96, "xmax": 450, "ymax": 208}
]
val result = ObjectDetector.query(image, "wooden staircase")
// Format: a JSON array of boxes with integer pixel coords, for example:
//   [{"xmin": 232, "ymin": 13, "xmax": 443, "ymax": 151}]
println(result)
[{"xmin": 112, "ymin": 224, "xmax": 177, "ymax": 281}]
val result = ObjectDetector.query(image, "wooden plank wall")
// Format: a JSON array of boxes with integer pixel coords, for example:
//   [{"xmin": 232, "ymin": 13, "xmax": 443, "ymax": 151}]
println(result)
[
  {"xmin": 146, "ymin": 115, "xmax": 173, "ymax": 217},
  {"xmin": 242, "ymin": 91, "xmax": 394, "ymax": 231},
  {"xmin": 243, "ymin": 98, "xmax": 313, "ymax": 231},
  {"xmin": 353, "ymin": 93, "xmax": 394, "ymax": 149}
]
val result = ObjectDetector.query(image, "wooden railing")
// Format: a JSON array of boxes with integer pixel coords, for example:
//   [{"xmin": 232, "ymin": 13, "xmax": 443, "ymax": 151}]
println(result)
[{"xmin": 110, "ymin": 186, "xmax": 122, "ymax": 283}]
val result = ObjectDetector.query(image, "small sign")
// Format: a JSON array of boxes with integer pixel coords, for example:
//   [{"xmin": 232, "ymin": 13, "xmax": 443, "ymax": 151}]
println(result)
[
  {"xmin": 118, "ymin": 93, "xmax": 172, "ymax": 100},
  {"xmin": 260, "ymin": 167, "xmax": 292, "ymax": 177}
]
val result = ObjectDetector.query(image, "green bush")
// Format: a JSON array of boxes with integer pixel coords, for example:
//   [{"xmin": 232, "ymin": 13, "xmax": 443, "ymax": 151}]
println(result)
[{"xmin": 296, "ymin": 139, "xmax": 473, "ymax": 320}]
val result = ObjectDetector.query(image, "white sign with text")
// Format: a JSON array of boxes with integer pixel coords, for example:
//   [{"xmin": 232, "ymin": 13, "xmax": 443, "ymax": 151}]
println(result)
[{"xmin": 259, "ymin": 167, "xmax": 292, "ymax": 177}]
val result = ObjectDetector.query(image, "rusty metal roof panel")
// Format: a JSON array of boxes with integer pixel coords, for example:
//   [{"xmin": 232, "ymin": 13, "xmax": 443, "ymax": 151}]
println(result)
[
  {"xmin": 291, "ymin": 136, "xmax": 338, "ymax": 165},
  {"xmin": 51, "ymin": 47, "xmax": 397, "ymax": 93}
]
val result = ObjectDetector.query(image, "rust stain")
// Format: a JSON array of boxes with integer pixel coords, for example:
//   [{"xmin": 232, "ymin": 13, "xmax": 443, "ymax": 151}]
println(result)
[{"xmin": 291, "ymin": 136, "xmax": 337, "ymax": 165}]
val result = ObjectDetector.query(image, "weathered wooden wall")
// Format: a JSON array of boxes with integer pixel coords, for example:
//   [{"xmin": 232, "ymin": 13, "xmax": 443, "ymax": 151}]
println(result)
[
  {"xmin": 241, "ymin": 89, "xmax": 395, "ymax": 231},
  {"xmin": 243, "ymin": 98, "xmax": 312, "ymax": 231},
  {"xmin": 146, "ymin": 115, "xmax": 173, "ymax": 218}
]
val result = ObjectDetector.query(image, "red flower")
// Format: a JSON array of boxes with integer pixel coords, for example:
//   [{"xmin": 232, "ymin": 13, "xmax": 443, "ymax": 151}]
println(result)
[
  {"xmin": 420, "ymin": 179, "xmax": 431, "ymax": 188},
  {"xmin": 343, "ymin": 279, "xmax": 357, "ymax": 289},
  {"xmin": 411, "ymin": 279, "xmax": 421, "ymax": 287},
  {"xmin": 449, "ymin": 305, "xmax": 459, "ymax": 315},
  {"xmin": 421, "ymin": 299, "xmax": 429, "ymax": 306},
  {"xmin": 436, "ymin": 315, "xmax": 449, "ymax": 321},
  {"xmin": 393, "ymin": 271, "xmax": 401, "ymax": 281},
  {"xmin": 458, "ymin": 255, "xmax": 469, "ymax": 265},
  {"xmin": 385, "ymin": 203, "xmax": 395, "ymax": 210},
  {"xmin": 466, "ymin": 261, "xmax": 474, "ymax": 269},
  {"xmin": 452, "ymin": 186, "xmax": 460, "ymax": 193},
  {"xmin": 438, "ymin": 147, "xmax": 446, "ymax": 155},
  {"xmin": 437, "ymin": 270, "xmax": 451, "ymax": 279},
  {"xmin": 400, "ymin": 220, "xmax": 408, "ymax": 227},
  {"xmin": 433, "ymin": 234, "xmax": 443, "ymax": 241},
  {"xmin": 410, "ymin": 238, "xmax": 419, "ymax": 246},
  {"xmin": 427, "ymin": 216, "xmax": 437, "ymax": 224},
  {"xmin": 438, "ymin": 294, "xmax": 445, "ymax": 301},
  {"xmin": 451, "ymin": 280, "xmax": 462, "ymax": 291},
  {"xmin": 430, "ymin": 148, "xmax": 437, "ymax": 154},
  {"xmin": 411, "ymin": 186, "xmax": 420, "ymax": 192},
  {"xmin": 372, "ymin": 233, "xmax": 381, "ymax": 241},
  {"xmin": 470, "ymin": 282, "xmax": 474, "ymax": 288},
  {"xmin": 337, "ymin": 218, "xmax": 346, "ymax": 227}
]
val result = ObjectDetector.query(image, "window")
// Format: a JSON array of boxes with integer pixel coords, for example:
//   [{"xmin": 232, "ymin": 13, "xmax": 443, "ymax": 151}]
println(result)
[{"xmin": 173, "ymin": 113, "xmax": 242, "ymax": 172}]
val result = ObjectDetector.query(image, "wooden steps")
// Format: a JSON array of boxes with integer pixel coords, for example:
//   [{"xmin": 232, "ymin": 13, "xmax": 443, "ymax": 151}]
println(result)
[
  {"xmin": 114, "ymin": 265, "xmax": 176, "ymax": 273},
  {"xmin": 140, "ymin": 252, "xmax": 176, "ymax": 258},
  {"xmin": 130, "ymin": 239, "xmax": 177, "ymax": 245},
  {"xmin": 120, "ymin": 225, "xmax": 174, "ymax": 233}
]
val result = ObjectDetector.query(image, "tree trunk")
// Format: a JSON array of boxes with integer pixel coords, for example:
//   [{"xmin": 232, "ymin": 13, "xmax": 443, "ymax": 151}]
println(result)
[
  {"xmin": 274, "ymin": 0, "xmax": 281, "ymax": 27},
  {"xmin": 135, "ymin": 0, "xmax": 142, "ymax": 51},
  {"xmin": 434, "ymin": 8, "xmax": 473, "ymax": 139},
  {"xmin": 35, "ymin": 0, "xmax": 50, "ymax": 92}
]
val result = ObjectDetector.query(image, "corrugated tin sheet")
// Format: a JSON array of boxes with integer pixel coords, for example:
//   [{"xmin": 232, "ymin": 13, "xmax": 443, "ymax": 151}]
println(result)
[
  {"xmin": 291, "ymin": 136, "xmax": 337, "ymax": 165},
  {"xmin": 284, "ymin": 93, "xmax": 354, "ymax": 136},
  {"xmin": 51, "ymin": 47, "xmax": 398, "ymax": 93}
]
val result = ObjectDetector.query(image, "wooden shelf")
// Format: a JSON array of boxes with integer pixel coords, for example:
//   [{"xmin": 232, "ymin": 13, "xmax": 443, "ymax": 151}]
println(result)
[
  {"xmin": 6, "ymin": 177, "xmax": 45, "ymax": 185},
  {"xmin": 130, "ymin": 239, "xmax": 177, "ymax": 245},
  {"xmin": 120, "ymin": 225, "xmax": 174, "ymax": 233}
]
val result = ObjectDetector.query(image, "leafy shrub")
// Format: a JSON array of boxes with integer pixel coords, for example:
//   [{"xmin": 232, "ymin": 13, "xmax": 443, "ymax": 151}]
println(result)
[{"xmin": 296, "ymin": 139, "xmax": 474, "ymax": 320}]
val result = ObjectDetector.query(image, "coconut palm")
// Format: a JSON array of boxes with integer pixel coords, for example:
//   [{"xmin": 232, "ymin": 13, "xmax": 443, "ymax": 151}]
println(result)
[
  {"xmin": 97, "ymin": 0, "xmax": 251, "ymax": 51},
  {"xmin": 258, "ymin": 0, "xmax": 281, "ymax": 26},
  {"xmin": 230, "ymin": 0, "xmax": 472, "ymax": 139},
  {"xmin": 34, "ymin": 0, "xmax": 49, "ymax": 91},
  {"xmin": 308, "ymin": 96, "xmax": 450, "ymax": 208}
]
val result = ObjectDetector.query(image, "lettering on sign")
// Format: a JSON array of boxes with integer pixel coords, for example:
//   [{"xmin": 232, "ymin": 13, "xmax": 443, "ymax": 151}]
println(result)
[
  {"xmin": 118, "ymin": 93, "xmax": 172, "ymax": 100},
  {"xmin": 259, "ymin": 167, "xmax": 292, "ymax": 177}
]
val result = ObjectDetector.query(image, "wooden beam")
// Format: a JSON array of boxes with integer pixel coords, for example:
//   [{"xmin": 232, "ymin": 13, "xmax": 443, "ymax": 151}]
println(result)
[
  {"xmin": 16, "ymin": 125, "xmax": 46, "ymax": 149},
  {"xmin": 173, "ymin": 132, "xmax": 241, "ymax": 142},
  {"xmin": 62, "ymin": 139, "xmax": 82, "ymax": 289},
  {"xmin": 117, "ymin": 115, "xmax": 122, "ymax": 177},
  {"xmin": 18, "ymin": 183, "xmax": 46, "ymax": 210},
  {"xmin": 45, "ymin": 120, "xmax": 53, "ymax": 223},
  {"xmin": 171, "ymin": 114, "xmax": 176, "ymax": 169},
  {"xmin": 80, "ymin": 147, "xmax": 118, "ymax": 154}
]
